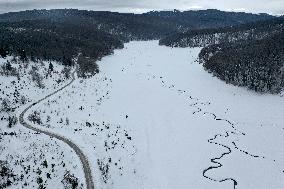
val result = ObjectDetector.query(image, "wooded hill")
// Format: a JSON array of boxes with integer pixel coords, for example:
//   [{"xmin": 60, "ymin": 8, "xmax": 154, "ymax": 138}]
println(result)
[
  {"xmin": 0, "ymin": 20, "xmax": 123, "ymax": 66},
  {"xmin": 200, "ymin": 32, "xmax": 284, "ymax": 93},
  {"xmin": 0, "ymin": 9, "xmax": 273, "ymax": 40},
  {"xmin": 160, "ymin": 17, "xmax": 284, "ymax": 93},
  {"xmin": 0, "ymin": 9, "xmax": 275, "ymax": 77},
  {"xmin": 159, "ymin": 17, "xmax": 284, "ymax": 47}
]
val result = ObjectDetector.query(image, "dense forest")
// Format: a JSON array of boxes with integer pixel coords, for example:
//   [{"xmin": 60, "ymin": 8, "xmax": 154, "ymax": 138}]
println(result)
[
  {"xmin": 0, "ymin": 20, "xmax": 123, "ymax": 65},
  {"xmin": 199, "ymin": 32, "xmax": 284, "ymax": 93},
  {"xmin": 0, "ymin": 9, "xmax": 276, "ymax": 78},
  {"xmin": 160, "ymin": 17, "xmax": 284, "ymax": 93},
  {"xmin": 0, "ymin": 9, "xmax": 273, "ymax": 40},
  {"xmin": 159, "ymin": 17, "xmax": 284, "ymax": 47}
]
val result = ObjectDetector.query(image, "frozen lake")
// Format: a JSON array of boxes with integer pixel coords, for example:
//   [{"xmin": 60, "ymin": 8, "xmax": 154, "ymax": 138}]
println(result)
[
  {"xmin": 30, "ymin": 41, "xmax": 284, "ymax": 189},
  {"xmin": 97, "ymin": 41, "xmax": 284, "ymax": 189}
]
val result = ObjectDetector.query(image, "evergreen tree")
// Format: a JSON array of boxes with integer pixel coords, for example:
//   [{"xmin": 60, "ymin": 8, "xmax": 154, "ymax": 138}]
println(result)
[
  {"xmin": 0, "ymin": 48, "xmax": 8, "ymax": 58},
  {"xmin": 48, "ymin": 62, "xmax": 54, "ymax": 72}
]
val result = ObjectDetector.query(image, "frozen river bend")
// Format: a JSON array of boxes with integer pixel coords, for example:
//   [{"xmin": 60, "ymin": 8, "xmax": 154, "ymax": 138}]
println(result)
[{"xmin": 31, "ymin": 41, "xmax": 284, "ymax": 189}]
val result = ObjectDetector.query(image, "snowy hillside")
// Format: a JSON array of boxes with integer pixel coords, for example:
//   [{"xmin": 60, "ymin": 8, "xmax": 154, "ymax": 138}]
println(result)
[
  {"xmin": 0, "ymin": 58, "xmax": 85, "ymax": 188},
  {"xmin": 1, "ymin": 41, "xmax": 284, "ymax": 189}
]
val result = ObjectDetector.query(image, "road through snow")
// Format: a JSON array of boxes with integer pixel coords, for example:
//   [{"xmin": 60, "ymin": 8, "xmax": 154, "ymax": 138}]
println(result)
[{"xmin": 19, "ymin": 68, "xmax": 95, "ymax": 189}]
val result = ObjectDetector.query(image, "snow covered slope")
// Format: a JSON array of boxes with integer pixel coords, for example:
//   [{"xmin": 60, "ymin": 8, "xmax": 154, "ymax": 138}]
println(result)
[
  {"xmin": 0, "ymin": 58, "xmax": 85, "ymax": 189},
  {"xmin": 24, "ymin": 41, "xmax": 284, "ymax": 189}
]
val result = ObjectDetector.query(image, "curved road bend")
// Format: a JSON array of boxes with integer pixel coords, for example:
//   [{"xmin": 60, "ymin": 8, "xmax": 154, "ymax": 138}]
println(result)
[{"xmin": 19, "ymin": 67, "xmax": 95, "ymax": 189}]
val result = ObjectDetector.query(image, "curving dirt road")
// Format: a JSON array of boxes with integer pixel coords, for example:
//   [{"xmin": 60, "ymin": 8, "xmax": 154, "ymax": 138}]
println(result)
[{"xmin": 19, "ymin": 67, "xmax": 95, "ymax": 189}]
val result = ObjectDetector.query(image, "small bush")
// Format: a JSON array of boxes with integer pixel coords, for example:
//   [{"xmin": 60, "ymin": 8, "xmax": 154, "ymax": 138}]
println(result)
[
  {"xmin": 62, "ymin": 171, "xmax": 82, "ymax": 189},
  {"xmin": 97, "ymin": 159, "xmax": 110, "ymax": 183},
  {"xmin": 61, "ymin": 67, "xmax": 71, "ymax": 79},
  {"xmin": 0, "ymin": 161, "xmax": 16, "ymax": 188},
  {"xmin": 1, "ymin": 98, "xmax": 12, "ymax": 112},
  {"xmin": 28, "ymin": 111, "xmax": 42, "ymax": 125},
  {"xmin": 7, "ymin": 115, "xmax": 17, "ymax": 128},
  {"xmin": 0, "ymin": 61, "xmax": 19, "ymax": 77},
  {"xmin": 29, "ymin": 66, "xmax": 45, "ymax": 88}
]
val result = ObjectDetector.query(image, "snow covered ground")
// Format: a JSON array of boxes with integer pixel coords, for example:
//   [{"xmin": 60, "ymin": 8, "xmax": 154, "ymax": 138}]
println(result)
[
  {"xmin": 0, "ymin": 58, "xmax": 85, "ymax": 188},
  {"xmin": 2, "ymin": 41, "xmax": 284, "ymax": 189}
]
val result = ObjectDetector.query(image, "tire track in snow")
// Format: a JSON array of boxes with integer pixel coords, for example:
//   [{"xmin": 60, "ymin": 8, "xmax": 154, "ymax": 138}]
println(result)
[{"xmin": 19, "ymin": 66, "xmax": 95, "ymax": 189}]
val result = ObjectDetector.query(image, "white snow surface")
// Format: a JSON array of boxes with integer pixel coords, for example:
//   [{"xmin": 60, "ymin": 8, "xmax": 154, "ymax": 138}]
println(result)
[
  {"xmin": 2, "ymin": 41, "xmax": 284, "ymax": 189},
  {"xmin": 0, "ymin": 58, "xmax": 85, "ymax": 189}
]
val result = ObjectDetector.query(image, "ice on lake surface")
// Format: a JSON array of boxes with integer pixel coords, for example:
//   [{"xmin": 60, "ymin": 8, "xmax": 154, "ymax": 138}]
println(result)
[{"xmin": 3, "ymin": 41, "xmax": 283, "ymax": 189}]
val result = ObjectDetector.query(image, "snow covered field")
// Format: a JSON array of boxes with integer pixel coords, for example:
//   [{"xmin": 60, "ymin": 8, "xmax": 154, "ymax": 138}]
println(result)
[
  {"xmin": 2, "ymin": 41, "xmax": 284, "ymax": 189},
  {"xmin": 0, "ymin": 58, "xmax": 85, "ymax": 188}
]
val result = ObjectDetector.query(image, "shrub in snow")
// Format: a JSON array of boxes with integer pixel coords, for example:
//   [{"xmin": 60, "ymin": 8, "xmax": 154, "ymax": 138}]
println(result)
[
  {"xmin": 0, "ymin": 61, "xmax": 19, "ymax": 77},
  {"xmin": 46, "ymin": 116, "xmax": 51, "ymax": 123},
  {"xmin": 61, "ymin": 66, "xmax": 71, "ymax": 79},
  {"xmin": 66, "ymin": 118, "xmax": 69, "ymax": 125},
  {"xmin": 28, "ymin": 66, "xmax": 45, "ymax": 89},
  {"xmin": 86, "ymin": 122, "xmax": 92, "ymax": 127},
  {"xmin": 36, "ymin": 176, "xmax": 47, "ymax": 189},
  {"xmin": 7, "ymin": 115, "xmax": 17, "ymax": 128},
  {"xmin": 28, "ymin": 111, "xmax": 42, "ymax": 125},
  {"xmin": 62, "ymin": 171, "xmax": 82, "ymax": 189},
  {"xmin": 97, "ymin": 159, "xmax": 110, "ymax": 183},
  {"xmin": 48, "ymin": 62, "xmax": 54, "ymax": 72},
  {"xmin": 1, "ymin": 98, "xmax": 12, "ymax": 112},
  {"xmin": 0, "ymin": 161, "xmax": 16, "ymax": 188},
  {"xmin": 41, "ymin": 160, "xmax": 48, "ymax": 168},
  {"xmin": 20, "ymin": 96, "xmax": 27, "ymax": 105},
  {"xmin": 59, "ymin": 118, "xmax": 63, "ymax": 124}
]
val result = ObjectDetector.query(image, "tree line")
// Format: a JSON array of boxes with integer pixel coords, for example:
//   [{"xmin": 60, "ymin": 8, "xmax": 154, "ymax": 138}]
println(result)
[
  {"xmin": 199, "ymin": 32, "xmax": 284, "ymax": 93},
  {"xmin": 159, "ymin": 17, "xmax": 284, "ymax": 47},
  {"xmin": 160, "ymin": 17, "xmax": 284, "ymax": 93},
  {"xmin": 0, "ymin": 9, "xmax": 275, "ymax": 77},
  {"xmin": 0, "ymin": 9, "xmax": 273, "ymax": 40}
]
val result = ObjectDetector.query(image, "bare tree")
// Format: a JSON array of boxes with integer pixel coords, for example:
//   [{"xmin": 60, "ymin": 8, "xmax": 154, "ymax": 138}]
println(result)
[
  {"xmin": 1, "ymin": 98, "xmax": 12, "ymax": 112},
  {"xmin": 61, "ymin": 67, "xmax": 71, "ymax": 79},
  {"xmin": 29, "ymin": 66, "xmax": 45, "ymax": 88}
]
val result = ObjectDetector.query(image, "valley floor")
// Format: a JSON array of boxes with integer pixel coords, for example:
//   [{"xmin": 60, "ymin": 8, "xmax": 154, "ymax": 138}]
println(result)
[{"xmin": 2, "ymin": 41, "xmax": 284, "ymax": 189}]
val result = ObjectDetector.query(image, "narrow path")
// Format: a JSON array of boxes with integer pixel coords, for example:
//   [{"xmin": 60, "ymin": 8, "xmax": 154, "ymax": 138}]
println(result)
[{"xmin": 19, "ymin": 67, "xmax": 95, "ymax": 189}]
